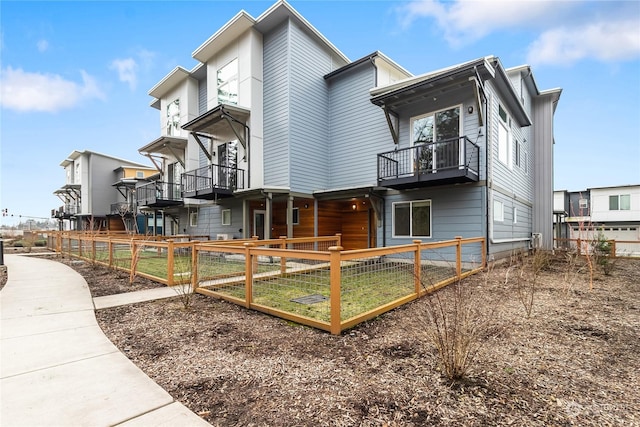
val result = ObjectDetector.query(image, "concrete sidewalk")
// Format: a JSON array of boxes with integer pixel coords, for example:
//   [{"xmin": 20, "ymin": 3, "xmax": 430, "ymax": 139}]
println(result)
[{"xmin": 0, "ymin": 254, "xmax": 210, "ymax": 426}]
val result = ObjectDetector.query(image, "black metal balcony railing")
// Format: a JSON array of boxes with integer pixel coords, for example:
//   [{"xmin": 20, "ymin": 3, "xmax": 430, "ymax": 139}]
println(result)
[
  {"xmin": 136, "ymin": 181, "xmax": 183, "ymax": 208},
  {"xmin": 110, "ymin": 202, "xmax": 135, "ymax": 215},
  {"xmin": 377, "ymin": 136, "xmax": 480, "ymax": 189},
  {"xmin": 51, "ymin": 204, "xmax": 80, "ymax": 218},
  {"xmin": 182, "ymin": 164, "xmax": 245, "ymax": 199}
]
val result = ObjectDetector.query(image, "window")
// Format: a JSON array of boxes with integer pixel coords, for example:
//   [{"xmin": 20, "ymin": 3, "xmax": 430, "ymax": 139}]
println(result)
[
  {"xmin": 292, "ymin": 207, "xmax": 299, "ymax": 225},
  {"xmin": 166, "ymin": 99, "xmax": 180, "ymax": 136},
  {"xmin": 217, "ymin": 58, "xmax": 238, "ymax": 105},
  {"xmin": 514, "ymin": 139, "xmax": 521, "ymax": 167},
  {"xmin": 497, "ymin": 104, "xmax": 511, "ymax": 167},
  {"xmin": 609, "ymin": 194, "xmax": 631, "ymax": 210},
  {"xmin": 136, "ymin": 171, "xmax": 144, "ymax": 179},
  {"xmin": 579, "ymin": 198, "xmax": 588, "ymax": 209},
  {"xmin": 493, "ymin": 200, "xmax": 504, "ymax": 222},
  {"xmin": 411, "ymin": 106, "xmax": 461, "ymax": 170},
  {"xmin": 221, "ymin": 209, "xmax": 231, "ymax": 225},
  {"xmin": 513, "ymin": 206, "xmax": 518, "ymax": 224},
  {"xmin": 189, "ymin": 212, "xmax": 198, "ymax": 227},
  {"xmin": 393, "ymin": 200, "xmax": 431, "ymax": 238}
]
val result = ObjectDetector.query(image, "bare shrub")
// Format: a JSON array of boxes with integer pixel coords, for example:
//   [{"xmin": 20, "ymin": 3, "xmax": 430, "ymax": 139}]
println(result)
[
  {"xmin": 506, "ymin": 250, "xmax": 551, "ymax": 318},
  {"xmin": 172, "ymin": 248, "xmax": 195, "ymax": 310},
  {"xmin": 416, "ymin": 277, "xmax": 499, "ymax": 381}
]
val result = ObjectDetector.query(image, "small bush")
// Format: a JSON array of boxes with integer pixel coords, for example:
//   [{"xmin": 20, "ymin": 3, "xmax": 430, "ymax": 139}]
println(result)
[{"xmin": 35, "ymin": 240, "xmax": 47, "ymax": 247}]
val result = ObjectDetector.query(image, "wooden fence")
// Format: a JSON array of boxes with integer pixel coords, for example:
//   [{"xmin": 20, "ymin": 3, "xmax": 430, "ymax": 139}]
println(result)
[{"xmin": 47, "ymin": 231, "xmax": 485, "ymax": 334}]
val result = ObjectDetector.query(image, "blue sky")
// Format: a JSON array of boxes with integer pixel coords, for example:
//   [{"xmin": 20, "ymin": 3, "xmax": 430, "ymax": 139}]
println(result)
[{"xmin": 1, "ymin": 0, "xmax": 639, "ymax": 226}]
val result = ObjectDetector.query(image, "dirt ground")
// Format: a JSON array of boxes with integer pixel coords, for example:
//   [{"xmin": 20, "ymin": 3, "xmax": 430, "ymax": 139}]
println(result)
[{"xmin": 63, "ymin": 254, "xmax": 639, "ymax": 426}]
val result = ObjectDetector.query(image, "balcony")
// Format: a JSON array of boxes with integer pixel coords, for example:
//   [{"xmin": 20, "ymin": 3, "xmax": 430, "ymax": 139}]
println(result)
[
  {"xmin": 377, "ymin": 136, "xmax": 479, "ymax": 189},
  {"xmin": 51, "ymin": 205, "xmax": 79, "ymax": 219},
  {"xmin": 110, "ymin": 202, "xmax": 135, "ymax": 215},
  {"xmin": 182, "ymin": 164, "xmax": 245, "ymax": 200},
  {"xmin": 136, "ymin": 181, "xmax": 183, "ymax": 208}
]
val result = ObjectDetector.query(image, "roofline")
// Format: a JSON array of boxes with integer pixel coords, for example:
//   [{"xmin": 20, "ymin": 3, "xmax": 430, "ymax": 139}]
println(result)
[
  {"xmin": 60, "ymin": 150, "xmax": 152, "ymax": 169},
  {"xmin": 255, "ymin": 0, "xmax": 349, "ymax": 64},
  {"xmin": 324, "ymin": 52, "xmax": 378, "ymax": 80},
  {"xmin": 191, "ymin": 10, "xmax": 256, "ymax": 63},
  {"xmin": 369, "ymin": 56, "xmax": 495, "ymax": 102},
  {"xmin": 147, "ymin": 66, "xmax": 191, "ymax": 98}
]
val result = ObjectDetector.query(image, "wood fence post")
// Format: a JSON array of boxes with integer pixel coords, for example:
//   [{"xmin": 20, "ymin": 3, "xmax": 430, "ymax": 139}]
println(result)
[
  {"xmin": 329, "ymin": 246, "xmax": 343, "ymax": 335},
  {"xmin": 107, "ymin": 237, "xmax": 113, "ymax": 268},
  {"xmin": 167, "ymin": 239, "xmax": 175, "ymax": 286},
  {"xmin": 335, "ymin": 233, "xmax": 342, "ymax": 248},
  {"xmin": 192, "ymin": 241, "xmax": 199, "ymax": 291},
  {"xmin": 244, "ymin": 242, "xmax": 255, "ymax": 308},
  {"xmin": 455, "ymin": 236, "xmax": 462, "ymax": 279},
  {"xmin": 280, "ymin": 236, "xmax": 287, "ymax": 274},
  {"xmin": 610, "ymin": 240, "xmax": 616, "ymax": 258},
  {"xmin": 413, "ymin": 240, "xmax": 422, "ymax": 295}
]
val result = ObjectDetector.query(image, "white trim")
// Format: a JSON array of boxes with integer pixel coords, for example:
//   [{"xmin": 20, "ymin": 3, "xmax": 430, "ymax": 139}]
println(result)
[{"xmin": 392, "ymin": 199, "xmax": 432, "ymax": 238}]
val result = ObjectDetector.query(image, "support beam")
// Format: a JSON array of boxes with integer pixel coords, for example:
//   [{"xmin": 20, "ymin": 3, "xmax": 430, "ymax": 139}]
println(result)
[
  {"xmin": 192, "ymin": 133, "xmax": 212, "ymax": 161},
  {"xmin": 382, "ymin": 106, "xmax": 399, "ymax": 144}
]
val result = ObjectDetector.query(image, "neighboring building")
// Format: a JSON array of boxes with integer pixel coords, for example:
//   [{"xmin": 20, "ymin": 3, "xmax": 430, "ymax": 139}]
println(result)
[
  {"xmin": 554, "ymin": 185, "xmax": 640, "ymax": 253},
  {"xmin": 52, "ymin": 150, "xmax": 156, "ymax": 231},
  {"xmin": 138, "ymin": 0, "xmax": 561, "ymax": 257}
]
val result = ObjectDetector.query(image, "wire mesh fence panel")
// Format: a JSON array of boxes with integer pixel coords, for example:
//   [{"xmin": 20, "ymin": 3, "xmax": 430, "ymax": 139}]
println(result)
[
  {"xmin": 197, "ymin": 249, "xmax": 250, "ymax": 300},
  {"xmin": 133, "ymin": 244, "xmax": 168, "ymax": 281},
  {"xmin": 461, "ymin": 240, "xmax": 484, "ymax": 271},
  {"xmin": 111, "ymin": 241, "xmax": 133, "ymax": 271},
  {"xmin": 69, "ymin": 238, "xmax": 80, "ymax": 257},
  {"xmin": 340, "ymin": 254, "xmax": 416, "ymax": 321},
  {"xmin": 252, "ymin": 264, "xmax": 332, "ymax": 323},
  {"xmin": 94, "ymin": 240, "xmax": 110, "ymax": 264},
  {"xmin": 172, "ymin": 245, "xmax": 193, "ymax": 284},
  {"xmin": 80, "ymin": 238, "xmax": 94, "ymax": 260}
]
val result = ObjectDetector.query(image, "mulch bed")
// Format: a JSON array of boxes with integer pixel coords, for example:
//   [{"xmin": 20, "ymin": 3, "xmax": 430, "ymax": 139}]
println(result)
[{"xmin": 68, "ymin": 253, "xmax": 639, "ymax": 426}]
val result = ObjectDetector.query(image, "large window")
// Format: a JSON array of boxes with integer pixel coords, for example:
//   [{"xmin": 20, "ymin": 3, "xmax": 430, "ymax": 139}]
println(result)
[
  {"xmin": 166, "ymin": 99, "xmax": 180, "ymax": 136},
  {"xmin": 217, "ymin": 58, "xmax": 238, "ymax": 105},
  {"xmin": 497, "ymin": 104, "xmax": 511, "ymax": 167},
  {"xmin": 393, "ymin": 200, "xmax": 431, "ymax": 238},
  {"xmin": 609, "ymin": 194, "xmax": 630, "ymax": 210},
  {"xmin": 411, "ymin": 106, "xmax": 461, "ymax": 170}
]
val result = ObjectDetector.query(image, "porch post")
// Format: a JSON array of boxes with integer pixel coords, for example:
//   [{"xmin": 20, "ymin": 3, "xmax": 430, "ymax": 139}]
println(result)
[
  {"xmin": 287, "ymin": 195, "xmax": 294, "ymax": 239},
  {"xmin": 329, "ymin": 246, "xmax": 343, "ymax": 335}
]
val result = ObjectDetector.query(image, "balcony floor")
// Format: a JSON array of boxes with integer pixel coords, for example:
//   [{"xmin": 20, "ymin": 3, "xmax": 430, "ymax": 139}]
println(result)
[{"xmin": 378, "ymin": 167, "xmax": 479, "ymax": 189}]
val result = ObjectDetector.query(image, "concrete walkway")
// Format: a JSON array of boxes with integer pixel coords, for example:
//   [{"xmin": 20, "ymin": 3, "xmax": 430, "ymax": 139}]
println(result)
[{"xmin": 0, "ymin": 254, "xmax": 211, "ymax": 426}]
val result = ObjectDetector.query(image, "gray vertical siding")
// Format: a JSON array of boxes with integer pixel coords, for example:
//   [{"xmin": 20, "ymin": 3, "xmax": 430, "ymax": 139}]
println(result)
[
  {"xmin": 288, "ymin": 22, "xmax": 332, "ymax": 193},
  {"xmin": 198, "ymin": 78, "xmax": 208, "ymax": 168},
  {"xmin": 187, "ymin": 200, "xmax": 244, "ymax": 239},
  {"xmin": 327, "ymin": 62, "xmax": 390, "ymax": 188},
  {"xmin": 263, "ymin": 21, "xmax": 291, "ymax": 187}
]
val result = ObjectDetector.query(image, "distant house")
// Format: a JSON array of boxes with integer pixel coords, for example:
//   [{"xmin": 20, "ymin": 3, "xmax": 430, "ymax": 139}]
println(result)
[
  {"xmin": 52, "ymin": 150, "xmax": 155, "ymax": 231},
  {"xmin": 137, "ymin": 0, "xmax": 561, "ymax": 258},
  {"xmin": 554, "ymin": 185, "xmax": 640, "ymax": 253}
]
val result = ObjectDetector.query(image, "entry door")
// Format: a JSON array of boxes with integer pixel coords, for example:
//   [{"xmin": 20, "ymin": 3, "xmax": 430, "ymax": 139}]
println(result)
[{"xmin": 254, "ymin": 210, "xmax": 266, "ymax": 240}]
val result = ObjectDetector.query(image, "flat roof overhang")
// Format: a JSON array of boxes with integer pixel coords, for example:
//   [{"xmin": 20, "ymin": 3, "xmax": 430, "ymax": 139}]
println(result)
[
  {"xmin": 138, "ymin": 136, "xmax": 187, "ymax": 157},
  {"xmin": 371, "ymin": 56, "xmax": 531, "ymax": 127},
  {"xmin": 182, "ymin": 104, "xmax": 251, "ymax": 135}
]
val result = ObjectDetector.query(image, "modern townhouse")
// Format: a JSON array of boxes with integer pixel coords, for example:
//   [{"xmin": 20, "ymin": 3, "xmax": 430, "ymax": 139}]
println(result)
[
  {"xmin": 554, "ymin": 185, "xmax": 640, "ymax": 254},
  {"xmin": 138, "ymin": 0, "xmax": 561, "ymax": 259},
  {"xmin": 52, "ymin": 150, "xmax": 156, "ymax": 231}
]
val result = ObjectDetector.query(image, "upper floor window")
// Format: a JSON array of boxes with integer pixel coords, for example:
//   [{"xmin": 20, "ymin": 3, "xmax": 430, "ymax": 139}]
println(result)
[
  {"xmin": 609, "ymin": 194, "xmax": 630, "ymax": 211},
  {"xmin": 217, "ymin": 58, "xmax": 238, "ymax": 105},
  {"xmin": 578, "ymin": 198, "xmax": 588, "ymax": 209},
  {"xmin": 166, "ymin": 99, "xmax": 180, "ymax": 136},
  {"xmin": 498, "ymin": 104, "xmax": 511, "ymax": 167},
  {"xmin": 136, "ymin": 171, "xmax": 145, "ymax": 179}
]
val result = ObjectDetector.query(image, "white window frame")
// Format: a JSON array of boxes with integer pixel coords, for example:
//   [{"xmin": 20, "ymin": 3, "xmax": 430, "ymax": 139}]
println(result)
[
  {"xmin": 513, "ymin": 206, "xmax": 518, "ymax": 224},
  {"xmin": 221, "ymin": 209, "xmax": 231, "ymax": 226},
  {"xmin": 392, "ymin": 200, "xmax": 432, "ymax": 238},
  {"xmin": 189, "ymin": 212, "xmax": 198, "ymax": 227},
  {"xmin": 579, "ymin": 198, "xmax": 588, "ymax": 209},
  {"xmin": 136, "ymin": 171, "xmax": 144, "ymax": 179},
  {"xmin": 493, "ymin": 200, "xmax": 504, "ymax": 222},
  {"xmin": 217, "ymin": 58, "xmax": 238, "ymax": 105},
  {"xmin": 497, "ymin": 104, "xmax": 511, "ymax": 168},
  {"xmin": 292, "ymin": 207, "xmax": 299, "ymax": 225},
  {"xmin": 410, "ymin": 105, "xmax": 463, "ymax": 171}
]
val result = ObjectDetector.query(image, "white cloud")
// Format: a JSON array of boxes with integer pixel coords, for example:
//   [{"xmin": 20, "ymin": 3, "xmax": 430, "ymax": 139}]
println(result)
[
  {"xmin": 527, "ymin": 19, "xmax": 640, "ymax": 66},
  {"xmin": 37, "ymin": 39, "xmax": 49, "ymax": 52},
  {"xmin": 397, "ymin": 0, "xmax": 640, "ymax": 65},
  {"xmin": 110, "ymin": 58, "xmax": 138, "ymax": 90},
  {"xmin": 0, "ymin": 67, "xmax": 105, "ymax": 113}
]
